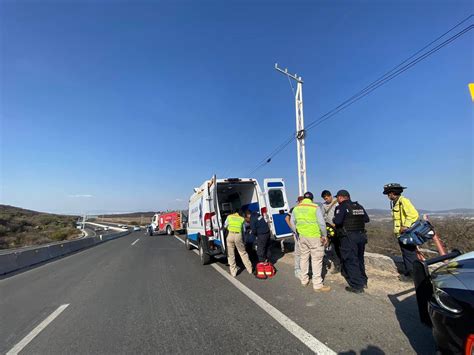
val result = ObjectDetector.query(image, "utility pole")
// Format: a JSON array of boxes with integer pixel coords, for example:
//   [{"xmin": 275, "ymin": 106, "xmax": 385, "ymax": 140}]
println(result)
[{"xmin": 275, "ymin": 63, "xmax": 307, "ymax": 196}]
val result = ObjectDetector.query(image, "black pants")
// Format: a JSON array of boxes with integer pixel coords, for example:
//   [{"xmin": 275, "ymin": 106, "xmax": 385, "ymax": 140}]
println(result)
[
  {"xmin": 340, "ymin": 231, "xmax": 368, "ymax": 289},
  {"xmin": 399, "ymin": 241, "xmax": 418, "ymax": 275},
  {"xmin": 256, "ymin": 232, "xmax": 271, "ymax": 262},
  {"xmin": 327, "ymin": 236, "xmax": 342, "ymax": 269}
]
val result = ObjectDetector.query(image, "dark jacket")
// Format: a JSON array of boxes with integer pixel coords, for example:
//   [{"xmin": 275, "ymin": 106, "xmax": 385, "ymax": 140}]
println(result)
[
  {"xmin": 333, "ymin": 199, "xmax": 370, "ymax": 231},
  {"xmin": 250, "ymin": 211, "xmax": 270, "ymax": 236}
]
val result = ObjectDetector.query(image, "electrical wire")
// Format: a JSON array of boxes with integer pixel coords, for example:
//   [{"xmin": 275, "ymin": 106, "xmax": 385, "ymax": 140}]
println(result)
[{"xmin": 243, "ymin": 16, "xmax": 473, "ymax": 176}]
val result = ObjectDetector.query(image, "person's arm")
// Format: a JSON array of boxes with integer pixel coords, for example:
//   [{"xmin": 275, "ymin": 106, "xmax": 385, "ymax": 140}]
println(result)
[
  {"xmin": 285, "ymin": 213, "xmax": 293, "ymax": 229},
  {"xmin": 316, "ymin": 208, "xmax": 327, "ymax": 238},
  {"xmin": 224, "ymin": 218, "xmax": 229, "ymax": 229},
  {"xmin": 333, "ymin": 206, "xmax": 344, "ymax": 226},
  {"xmin": 363, "ymin": 207, "xmax": 370, "ymax": 223},
  {"xmin": 401, "ymin": 198, "xmax": 419, "ymax": 228},
  {"xmin": 250, "ymin": 216, "xmax": 257, "ymax": 236},
  {"xmin": 290, "ymin": 213, "xmax": 297, "ymax": 233}
]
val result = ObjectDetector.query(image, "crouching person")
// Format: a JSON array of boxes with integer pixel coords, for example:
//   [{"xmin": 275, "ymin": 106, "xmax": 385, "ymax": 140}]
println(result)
[{"xmin": 291, "ymin": 192, "xmax": 331, "ymax": 293}]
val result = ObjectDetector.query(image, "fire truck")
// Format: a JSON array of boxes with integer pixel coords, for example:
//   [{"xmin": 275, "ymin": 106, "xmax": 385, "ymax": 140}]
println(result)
[{"xmin": 149, "ymin": 211, "xmax": 187, "ymax": 236}]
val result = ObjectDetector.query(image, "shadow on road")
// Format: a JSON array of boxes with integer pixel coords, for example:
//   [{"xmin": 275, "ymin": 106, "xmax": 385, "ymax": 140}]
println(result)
[
  {"xmin": 339, "ymin": 345, "xmax": 385, "ymax": 355},
  {"xmin": 388, "ymin": 288, "xmax": 435, "ymax": 354}
]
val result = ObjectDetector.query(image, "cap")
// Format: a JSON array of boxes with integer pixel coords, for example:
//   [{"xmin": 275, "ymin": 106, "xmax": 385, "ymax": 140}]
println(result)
[
  {"xmin": 303, "ymin": 191, "xmax": 314, "ymax": 201},
  {"xmin": 383, "ymin": 183, "xmax": 406, "ymax": 195},
  {"xmin": 335, "ymin": 189, "xmax": 350, "ymax": 198}
]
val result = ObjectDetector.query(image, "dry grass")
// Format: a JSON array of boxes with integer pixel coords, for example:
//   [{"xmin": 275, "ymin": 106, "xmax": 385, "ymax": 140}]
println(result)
[{"xmin": 0, "ymin": 205, "xmax": 81, "ymax": 249}]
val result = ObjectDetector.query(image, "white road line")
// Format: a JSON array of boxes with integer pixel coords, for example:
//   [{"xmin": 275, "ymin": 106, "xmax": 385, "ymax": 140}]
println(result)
[
  {"xmin": 173, "ymin": 234, "xmax": 336, "ymax": 354},
  {"xmin": 131, "ymin": 238, "xmax": 140, "ymax": 246},
  {"xmin": 7, "ymin": 304, "xmax": 69, "ymax": 355}
]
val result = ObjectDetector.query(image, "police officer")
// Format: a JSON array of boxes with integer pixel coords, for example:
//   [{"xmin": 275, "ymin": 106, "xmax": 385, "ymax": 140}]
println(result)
[
  {"xmin": 333, "ymin": 190, "xmax": 370, "ymax": 293},
  {"xmin": 224, "ymin": 209, "xmax": 253, "ymax": 277},
  {"xmin": 291, "ymin": 192, "xmax": 331, "ymax": 293},
  {"xmin": 245, "ymin": 210, "xmax": 271, "ymax": 263},
  {"xmin": 383, "ymin": 183, "xmax": 419, "ymax": 281}
]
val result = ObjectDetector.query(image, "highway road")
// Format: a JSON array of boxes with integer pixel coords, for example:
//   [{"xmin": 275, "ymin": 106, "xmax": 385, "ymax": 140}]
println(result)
[{"xmin": 0, "ymin": 231, "xmax": 436, "ymax": 354}]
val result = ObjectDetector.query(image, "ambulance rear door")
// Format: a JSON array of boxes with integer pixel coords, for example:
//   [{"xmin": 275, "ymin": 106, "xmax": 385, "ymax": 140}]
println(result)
[{"xmin": 263, "ymin": 178, "xmax": 293, "ymax": 239}]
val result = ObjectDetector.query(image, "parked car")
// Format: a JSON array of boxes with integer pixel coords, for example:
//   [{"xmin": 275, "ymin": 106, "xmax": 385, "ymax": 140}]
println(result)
[
  {"xmin": 133, "ymin": 226, "xmax": 141, "ymax": 231},
  {"xmin": 413, "ymin": 250, "xmax": 474, "ymax": 354}
]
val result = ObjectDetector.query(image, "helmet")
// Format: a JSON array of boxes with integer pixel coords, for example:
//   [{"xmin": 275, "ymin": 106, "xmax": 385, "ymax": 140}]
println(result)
[
  {"xmin": 383, "ymin": 183, "xmax": 406, "ymax": 195},
  {"xmin": 303, "ymin": 191, "xmax": 314, "ymax": 201}
]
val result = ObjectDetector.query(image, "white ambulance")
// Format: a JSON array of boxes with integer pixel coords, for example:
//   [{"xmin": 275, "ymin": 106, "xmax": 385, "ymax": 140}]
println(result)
[{"xmin": 186, "ymin": 176, "xmax": 293, "ymax": 264}]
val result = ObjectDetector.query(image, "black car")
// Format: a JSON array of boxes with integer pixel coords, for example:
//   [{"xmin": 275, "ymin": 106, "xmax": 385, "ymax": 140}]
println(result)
[{"xmin": 413, "ymin": 250, "xmax": 474, "ymax": 355}]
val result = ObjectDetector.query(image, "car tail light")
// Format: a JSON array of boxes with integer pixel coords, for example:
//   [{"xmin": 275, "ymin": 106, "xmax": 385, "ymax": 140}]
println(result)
[
  {"xmin": 204, "ymin": 212, "xmax": 215, "ymax": 236},
  {"xmin": 465, "ymin": 334, "xmax": 474, "ymax": 355}
]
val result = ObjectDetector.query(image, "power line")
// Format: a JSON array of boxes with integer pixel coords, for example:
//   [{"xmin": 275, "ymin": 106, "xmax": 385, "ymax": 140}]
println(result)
[
  {"xmin": 243, "ymin": 16, "xmax": 473, "ymax": 176},
  {"xmin": 306, "ymin": 23, "xmax": 473, "ymax": 131}
]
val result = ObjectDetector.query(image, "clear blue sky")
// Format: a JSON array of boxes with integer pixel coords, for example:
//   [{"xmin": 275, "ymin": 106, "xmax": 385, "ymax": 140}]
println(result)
[{"xmin": 1, "ymin": 0, "xmax": 473, "ymax": 214}]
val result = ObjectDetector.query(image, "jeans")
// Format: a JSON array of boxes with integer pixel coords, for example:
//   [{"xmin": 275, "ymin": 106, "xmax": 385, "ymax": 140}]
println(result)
[{"xmin": 256, "ymin": 232, "xmax": 271, "ymax": 262}]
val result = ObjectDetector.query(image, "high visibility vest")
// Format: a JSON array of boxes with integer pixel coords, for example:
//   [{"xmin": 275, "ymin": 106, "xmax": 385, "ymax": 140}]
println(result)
[
  {"xmin": 391, "ymin": 196, "xmax": 419, "ymax": 236},
  {"xmin": 293, "ymin": 199, "xmax": 321, "ymax": 238},
  {"xmin": 227, "ymin": 213, "xmax": 244, "ymax": 233}
]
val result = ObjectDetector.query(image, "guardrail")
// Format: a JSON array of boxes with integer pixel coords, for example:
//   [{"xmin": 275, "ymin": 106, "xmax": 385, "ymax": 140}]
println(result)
[{"xmin": 0, "ymin": 229, "xmax": 130, "ymax": 276}]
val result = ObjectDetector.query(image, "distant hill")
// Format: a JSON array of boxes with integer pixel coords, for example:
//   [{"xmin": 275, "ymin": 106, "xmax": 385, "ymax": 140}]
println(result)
[
  {"xmin": 367, "ymin": 208, "xmax": 474, "ymax": 217},
  {"xmin": 0, "ymin": 205, "xmax": 81, "ymax": 249}
]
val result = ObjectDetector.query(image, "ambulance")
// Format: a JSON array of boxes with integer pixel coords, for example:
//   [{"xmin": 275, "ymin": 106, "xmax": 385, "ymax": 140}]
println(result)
[{"xmin": 186, "ymin": 176, "xmax": 293, "ymax": 265}]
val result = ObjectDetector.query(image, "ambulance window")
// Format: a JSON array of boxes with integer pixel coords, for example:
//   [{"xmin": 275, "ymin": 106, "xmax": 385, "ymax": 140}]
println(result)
[{"xmin": 268, "ymin": 189, "xmax": 284, "ymax": 208}]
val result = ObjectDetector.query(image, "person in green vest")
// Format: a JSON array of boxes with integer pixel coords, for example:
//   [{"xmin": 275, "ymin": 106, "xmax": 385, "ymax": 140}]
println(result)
[
  {"xmin": 224, "ymin": 209, "xmax": 253, "ymax": 277},
  {"xmin": 290, "ymin": 192, "xmax": 331, "ymax": 292},
  {"xmin": 383, "ymin": 183, "xmax": 420, "ymax": 281}
]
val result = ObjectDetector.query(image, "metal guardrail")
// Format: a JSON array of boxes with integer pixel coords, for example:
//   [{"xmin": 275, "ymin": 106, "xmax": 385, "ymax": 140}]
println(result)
[{"xmin": 0, "ymin": 229, "xmax": 131, "ymax": 276}]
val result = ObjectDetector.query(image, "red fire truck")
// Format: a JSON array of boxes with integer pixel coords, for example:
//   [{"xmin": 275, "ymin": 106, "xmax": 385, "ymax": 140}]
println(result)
[{"xmin": 149, "ymin": 211, "xmax": 187, "ymax": 236}]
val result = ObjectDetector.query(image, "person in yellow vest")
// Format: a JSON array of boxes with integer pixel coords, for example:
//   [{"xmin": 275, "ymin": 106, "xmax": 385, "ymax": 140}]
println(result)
[
  {"xmin": 290, "ymin": 192, "xmax": 331, "ymax": 292},
  {"xmin": 224, "ymin": 209, "xmax": 253, "ymax": 277},
  {"xmin": 383, "ymin": 183, "xmax": 420, "ymax": 281}
]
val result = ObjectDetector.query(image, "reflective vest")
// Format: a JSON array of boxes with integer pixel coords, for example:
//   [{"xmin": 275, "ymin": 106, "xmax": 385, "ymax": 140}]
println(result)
[
  {"xmin": 293, "ymin": 199, "xmax": 321, "ymax": 238},
  {"xmin": 391, "ymin": 196, "xmax": 419, "ymax": 236},
  {"xmin": 227, "ymin": 213, "xmax": 244, "ymax": 233}
]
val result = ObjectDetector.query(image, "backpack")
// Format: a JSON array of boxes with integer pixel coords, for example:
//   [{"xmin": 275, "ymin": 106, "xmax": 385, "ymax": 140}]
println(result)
[{"xmin": 255, "ymin": 262, "xmax": 275, "ymax": 279}]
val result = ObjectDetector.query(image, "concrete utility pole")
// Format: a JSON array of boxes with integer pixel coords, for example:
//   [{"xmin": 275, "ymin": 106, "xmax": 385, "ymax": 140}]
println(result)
[{"xmin": 275, "ymin": 63, "xmax": 307, "ymax": 196}]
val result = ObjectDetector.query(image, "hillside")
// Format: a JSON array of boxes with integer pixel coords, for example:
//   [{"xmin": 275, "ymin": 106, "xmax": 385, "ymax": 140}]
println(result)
[{"xmin": 0, "ymin": 205, "xmax": 81, "ymax": 249}]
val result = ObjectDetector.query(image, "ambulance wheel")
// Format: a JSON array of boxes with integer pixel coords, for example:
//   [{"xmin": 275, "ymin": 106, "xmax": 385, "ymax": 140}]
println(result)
[
  {"xmin": 199, "ymin": 240, "xmax": 211, "ymax": 265},
  {"xmin": 166, "ymin": 226, "xmax": 173, "ymax": 235},
  {"xmin": 185, "ymin": 236, "xmax": 194, "ymax": 250}
]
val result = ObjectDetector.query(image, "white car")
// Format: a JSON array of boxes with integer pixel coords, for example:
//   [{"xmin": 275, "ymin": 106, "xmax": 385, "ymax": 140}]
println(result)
[{"xmin": 133, "ymin": 226, "xmax": 141, "ymax": 231}]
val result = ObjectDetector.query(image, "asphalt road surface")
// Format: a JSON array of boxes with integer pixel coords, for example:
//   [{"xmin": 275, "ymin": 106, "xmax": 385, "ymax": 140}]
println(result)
[{"xmin": 0, "ymin": 231, "xmax": 435, "ymax": 354}]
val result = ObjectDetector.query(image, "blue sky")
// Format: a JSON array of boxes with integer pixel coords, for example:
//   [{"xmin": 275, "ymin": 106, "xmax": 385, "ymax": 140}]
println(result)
[{"xmin": 1, "ymin": 0, "xmax": 472, "ymax": 214}]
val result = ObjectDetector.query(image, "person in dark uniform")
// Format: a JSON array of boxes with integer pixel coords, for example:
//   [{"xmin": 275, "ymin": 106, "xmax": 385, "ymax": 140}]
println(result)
[
  {"xmin": 333, "ymin": 190, "xmax": 370, "ymax": 294},
  {"xmin": 245, "ymin": 210, "xmax": 271, "ymax": 263}
]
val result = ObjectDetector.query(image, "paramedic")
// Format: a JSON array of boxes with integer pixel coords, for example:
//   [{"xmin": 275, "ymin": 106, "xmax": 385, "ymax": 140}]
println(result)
[
  {"xmin": 333, "ymin": 190, "xmax": 370, "ymax": 294},
  {"xmin": 290, "ymin": 192, "xmax": 331, "ymax": 292},
  {"xmin": 224, "ymin": 210, "xmax": 253, "ymax": 277},
  {"xmin": 383, "ymin": 183, "xmax": 419, "ymax": 281}
]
